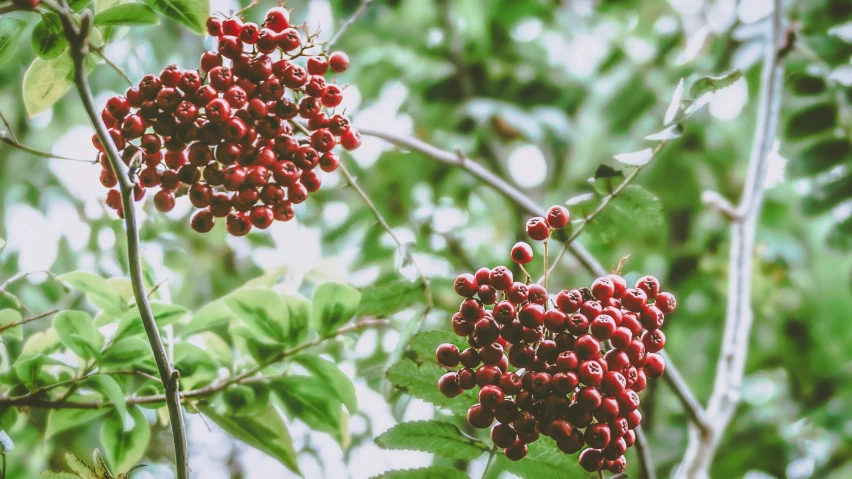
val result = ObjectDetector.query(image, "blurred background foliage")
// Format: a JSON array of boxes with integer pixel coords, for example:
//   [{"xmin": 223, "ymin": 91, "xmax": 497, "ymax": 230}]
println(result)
[{"xmin": 0, "ymin": 0, "xmax": 851, "ymax": 478}]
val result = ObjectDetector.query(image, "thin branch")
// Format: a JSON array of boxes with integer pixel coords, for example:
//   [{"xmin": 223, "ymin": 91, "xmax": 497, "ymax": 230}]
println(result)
[
  {"xmin": 701, "ymin": 191, "xmax": 740, "ymax": 221},
  {"xmin": 0, "ymin": 4, "xmax": 21, "ymax": 15},
  {"xmin": 678, "ymin": 1, "xmax": 786, "ymax": 477},
  {"xmin": 54, "ymin": 4, "xmax": 189, "ymax": 478},
  {"xmin": 0, "ymin": 309, "xmax": 59, "ymax": 334},
  {"xmin": 337, "ymin": 162, "xmax": 433, "ymax": 307},
  {"xmin": 633, "ymin": 425, "xmax": 656, "ymax": 479},
  {"xmin": 659, "ymin": 350, "xmax": 711, "ymax": 434},
  {"xmin": 89, "ymin": 43, "xmax": 133, "ymax": 86},
  {"xmin": 0, "ymin": 319, "xmax": 387, "ymax": 409},
  {"xmin": 1, "ymin": 132, "xmax": 97, "ymax": 163},
  {"xmin": 0, "ymin": 270, "xmax": 55, "ymax": 296},
  {"xmin": 324, "ymin": 0, "xmax": 374, "ymax": 51},
  {"xmin": 543, "ymin": 141, "xmax": 668, "ymax": 280},
  {"xmin": 0, "ymin": 111, "xmax": 18, "ymax": 143}
]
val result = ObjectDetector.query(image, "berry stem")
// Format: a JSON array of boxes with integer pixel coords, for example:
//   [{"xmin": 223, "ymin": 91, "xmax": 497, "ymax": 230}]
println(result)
[
  {"xmin": 517, "ymin": 263, "xmax": 532, "ymax": 285},
  {"xmin": 481, "ymin": 445, "xmax": 499, "ymax": 479},
  {"xmin": 543, "ymin": 238, "xmax": 549, "ymax": 292},
  {"xmin": 54, "ymin": 4, "xmax": 190, "ymax": 478}
]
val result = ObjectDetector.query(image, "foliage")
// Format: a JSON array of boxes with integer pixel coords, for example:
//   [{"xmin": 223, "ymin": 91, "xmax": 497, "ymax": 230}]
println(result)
[{"xmin": 0, "ymin": 0, "xmax": 850, "ymax": 478}]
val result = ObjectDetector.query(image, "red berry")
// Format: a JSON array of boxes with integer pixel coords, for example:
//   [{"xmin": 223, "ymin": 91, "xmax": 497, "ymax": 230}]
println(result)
[
  {"xmin": 489, "ymin": 266, "xmax": 513, "ymax": 291},
  {"xmin": 622, "ymin": 288, "xmax": 648, "ymax": 312},
  {"xmin": 328, "ymin": 51, "xmax": 350, "ymax": 73},
  {"xmin": 264, "ymin": 7, "xmax": 291, "ymax": 32},
  {"xmin": 438, "ymin": 372, "xmax": 462, "ymax": 398},
  {"xmin": 249, "ymin": 205, "xmax": 274, "ymax": 229},
  {"xmin": 656, "ymin": 291, "xmax": 677, "ymax": 314},
  {"xmin": 543, "ymin": 309, "xmax": 568, "ymax": 333},
  {"xmin": 307, "ymin": 56, "xmax": 329, "ymax": 75},
  {"xmin": 579, "ymin": 448, "xmax": 605, "ymax": 472},
  {"xmin": 153, "ymin": 189, "xmax": 175, "ymax": 212},
  {"xmin": 491, "ymin": 423, "xmax": 517, "ymax": 448},
  {"xmin": 510, "ymin": 241, "xmax": 533, "ymax": 264},
  {"xmin": 584, "ymin": 423, "xmax": 611, "ymax": 449},
  {"xmin": 545, "ymin": 205, "xmax": 570, "ymax": 229},
  {"xmin": 226, "ymin": 212, "xmax": 252, "ymax": 236},
  {"xmin": 436, "ymin": 343, "xmax": 460, "ymax": 368},
  {"xmin": 518, "ymin": 303, "xmax": 545, "ymax": 329},
  {"xmin": 322, "ymin": 84, "xmax": 343, "ymax": 107},
  {"xmin": 643, "ymin": 353, "xmax": 665, "ymax": 378},
  {"xmin": 590, "ymin": 314, "xmax": 617, "ymax": 340},
  {"xmin": 340, "ymin": 129, "xmax": 362, "ymax": 150},
  {"xmin": 239, "ymin": 22, "xmax": 259, "ymax": 44},
  {"xmin": 191, "ymin": 210, "xmax": 215, "ymax": 233},
  {"xmin": 640, "ymin": 305, "xmax": 665, "ymax": 330},
  {"xmin": 467, "ymin": 403, "xmax": 494, "ymax": 429},
  {"xmin": 478, "ymin": 385, "xmax": 505, "ymax": 410},
  {"xmin": 636, "ymin": 275, "xmax": 661, "ymax": 299},
  {"xmin": 600, "ymin": 371, "xmax": 627, "ymax": 396},
  {"xmin": 578, "ymin": 360, "xmax": 604, "ymax": 387},
  {"xmin": 525, "ymin": 216, "xmax": 550, "ymax": 241},
  {"xmin": 277, "ymin": 28, "xmax": 301, "ymax": 52}
]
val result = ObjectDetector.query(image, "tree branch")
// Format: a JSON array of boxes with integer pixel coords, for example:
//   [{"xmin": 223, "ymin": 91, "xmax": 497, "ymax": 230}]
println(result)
[
  {"xmin": 1, "ymin": 131, "xmax": 97, "ymax": 163},
  {"xmin": 0, "ymin": 319, "xmax": 387, "ymax": 409},
  {"xmin": 678, "ymin": 1, "xmax": 786, "ymax": 477},
  {"xmin": 0, "ymin": 309, "xmax": 59, "ymax": 334},
  {"xmin": 324, "ymin": 0, "xmax": 373, "ymax": 51},
  {"xmin": 54, "ymin": 5, "xmax": 189, "ymax": 478},
  {"xmin": 633, "ymin": 425, "xmax": 656, "ymax": 479}
]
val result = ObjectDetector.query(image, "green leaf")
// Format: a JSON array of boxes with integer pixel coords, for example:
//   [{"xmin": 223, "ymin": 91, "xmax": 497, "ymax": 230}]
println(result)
[
  {"xmin": 40, "ymin": 472, "xmax": 79, "ymax": 479},
  {"xmin": 196, "ymin": 331, "xmax": 233, "ymax": 369},
  {"xmin": 370, "ymin": 467, "xmax": 470, "ymax": 479},
  {"xmin": 375, "ymin": 420, "xmax": 488, "ymax": 460},
  {"xmin": 408, "ymin": 330, "xmax": 467, "ymax": 361},
  {"xmin": 69, "ymin": 0, "xmax": 93, "ymax": 12},
  {"xmin": 142, "ymin": 0, "xmax": 208, "ymax": 35},
  {"xmin": 272, "ymin": 375, "xmax": 349, "ymax": 445},
  {"xmin": 93, "ymin": 449, "xmax": 111, "ymax": 479},
  {"xmin": 181, "ymin": 299, "xmax": 234, "ymax": 337},
  {"xmin": 113, "ymin": 302, "xmax": 189, "ymax": 342},
  {"xmin": 792, "ymin": 139, "xmax": 850, "ymax": 176},
  {"xmin": 645, "ymin": 124, "xmax": 684, "ymax": 141},
  {"xmin": 685, "ymin": 69, "xmax": 743, "ymax": 114},
  {"xmin": 23, "ymin": 52, "xmax": 75, "ymax": 118},
  {"xmin": 101, "ymin": 406, "xmax": 150, "ymax": 473},
  {"xmin": 101, "ymin": 337, "xmax": 152, "ymax": 368},
  {"xmin": 294, "ymin": 354, "xmax": 358, "ymax": 413},
  {"xmin": 198, "ymin": 405, "xmax": 300, "ymax": 475},
  {"xmin": 785, "ymin": 103, "xmax": 838, "ymax": 140},
  {"xmin": 499, "ymin": 436, "xmax": 594, "ymax": 479},
  {"xmin": 0, "ymin": 309, "xmax": 23, "ymax": 341},
  {"xmin": 53, "ymin": 310, "xmax": 104, "ymax": 360},
  {"xmin": 32, "ymin": 13, "xmax": 68, "ymax": 60},
  {"xmin": 311, "ymin": 282, "xmax": 361, "ymax": 336},
  {"xmin": 0, "ymin": 18, "xmax": 26, "ymax": 65},
  {"xmin": 88, "ymin": 375, "xmax": 130, "ymax": 430},
  {"xmin": 282, "ymin": 293, "xmax": 310, "ymax": 346},
  {"xmin": 614, "ymin": 148, "xmax": 654, "ymax": 167},
  {"xmin": 585, "ymin": 185, "xmax": 663, "ymax": 244},
  {"xmin": 56, "ymin": 271, "xmax": 125, "ymax": 317},
  {"xmin": 46, "ymin": 409, "xmax": 110, "ymax": 439},
  {"xmin": 386, "ymin": 359, "xmax": 476, "ymax": 415},
  {"xmin": 224, "ymin": 287, "xmax": 289, "ymax": 343},
  {"xmin": 65, "ymin": 452, "xmax": 98, "ymax": 479},
  {"xmin": 94, "ymin": 4, "xmax": 160, "ymax": 26},
  {"xmin": 357, "ymin": 280, "xmax": 426, "ymax": 317}
]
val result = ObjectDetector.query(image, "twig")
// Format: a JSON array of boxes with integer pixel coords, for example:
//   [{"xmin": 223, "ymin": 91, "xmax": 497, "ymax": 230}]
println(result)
[
  {"xmin": 324, "ymin": 0, "xmax": 374, "ymax": 51},
  {"xmin": 89, "ymin": 43, "xmax": 133, "ymax": 86},
  {"xmin": 633, "ymin": 425, "xmax": 656, "ymax": 479},
  {"xmin": 0, "ymin": 4, "xmax": 21, "ymax": 15},
  {"xmin": 0, "ymin": 319, "xmax": 387, "ymax": 409},
  {"xmin": 337, "ymin": 162, "xmax": 434, "ymax": 308},
  {"xmin": 659, "ymin": 350, "xmax": 711, "ymax": 434},
  {"xmin": 678, "ymin": 1, "xmax": 786, "ymax": 477},
  {"xmin": 54, "ymin": 4, "xmax": 189, "ymax": 478},
  {"xmin": 1, "ymin": 132, "xmax": 97, "ymax": 163},
  {"xmin": 0, "ymin": 111, "xmax": 17, "ymax": 143},
  {"xmin": 701, "ymin": 191, "xmax": 740, "ymax": 221},
  {"xmin": 543, "ymin": 141, "xmax": 668, "ymax": 280},
  {"xmin": 146, "ymin": 277, "xmax": 169, "ymax": 298},
  {"xmin": 0, "ymin": 270, "xmax": 55, "ymax": 296},
  {"xmin": 0, "ymin": 309, "xmax": 59, "ymax": 335}
]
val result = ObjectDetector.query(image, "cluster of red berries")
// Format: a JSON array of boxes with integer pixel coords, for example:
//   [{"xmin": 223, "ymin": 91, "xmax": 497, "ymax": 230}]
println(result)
[
  {"xmin": 95, "ymin": 6, "xmax": 360, "ymax": 236},
  {"xmin": 435, "ymin": 207, "xmax": 676, "ymax": 473}
]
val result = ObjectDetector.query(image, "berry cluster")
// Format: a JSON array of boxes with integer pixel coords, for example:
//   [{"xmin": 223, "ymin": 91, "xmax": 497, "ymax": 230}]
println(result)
[
  {"xmin": 435, "ymin": 206, "xmax": 676, "ymax": 473},
  {"xmin": 95, "ymin": 6, "xmax": 360, "ymax": 236}
]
